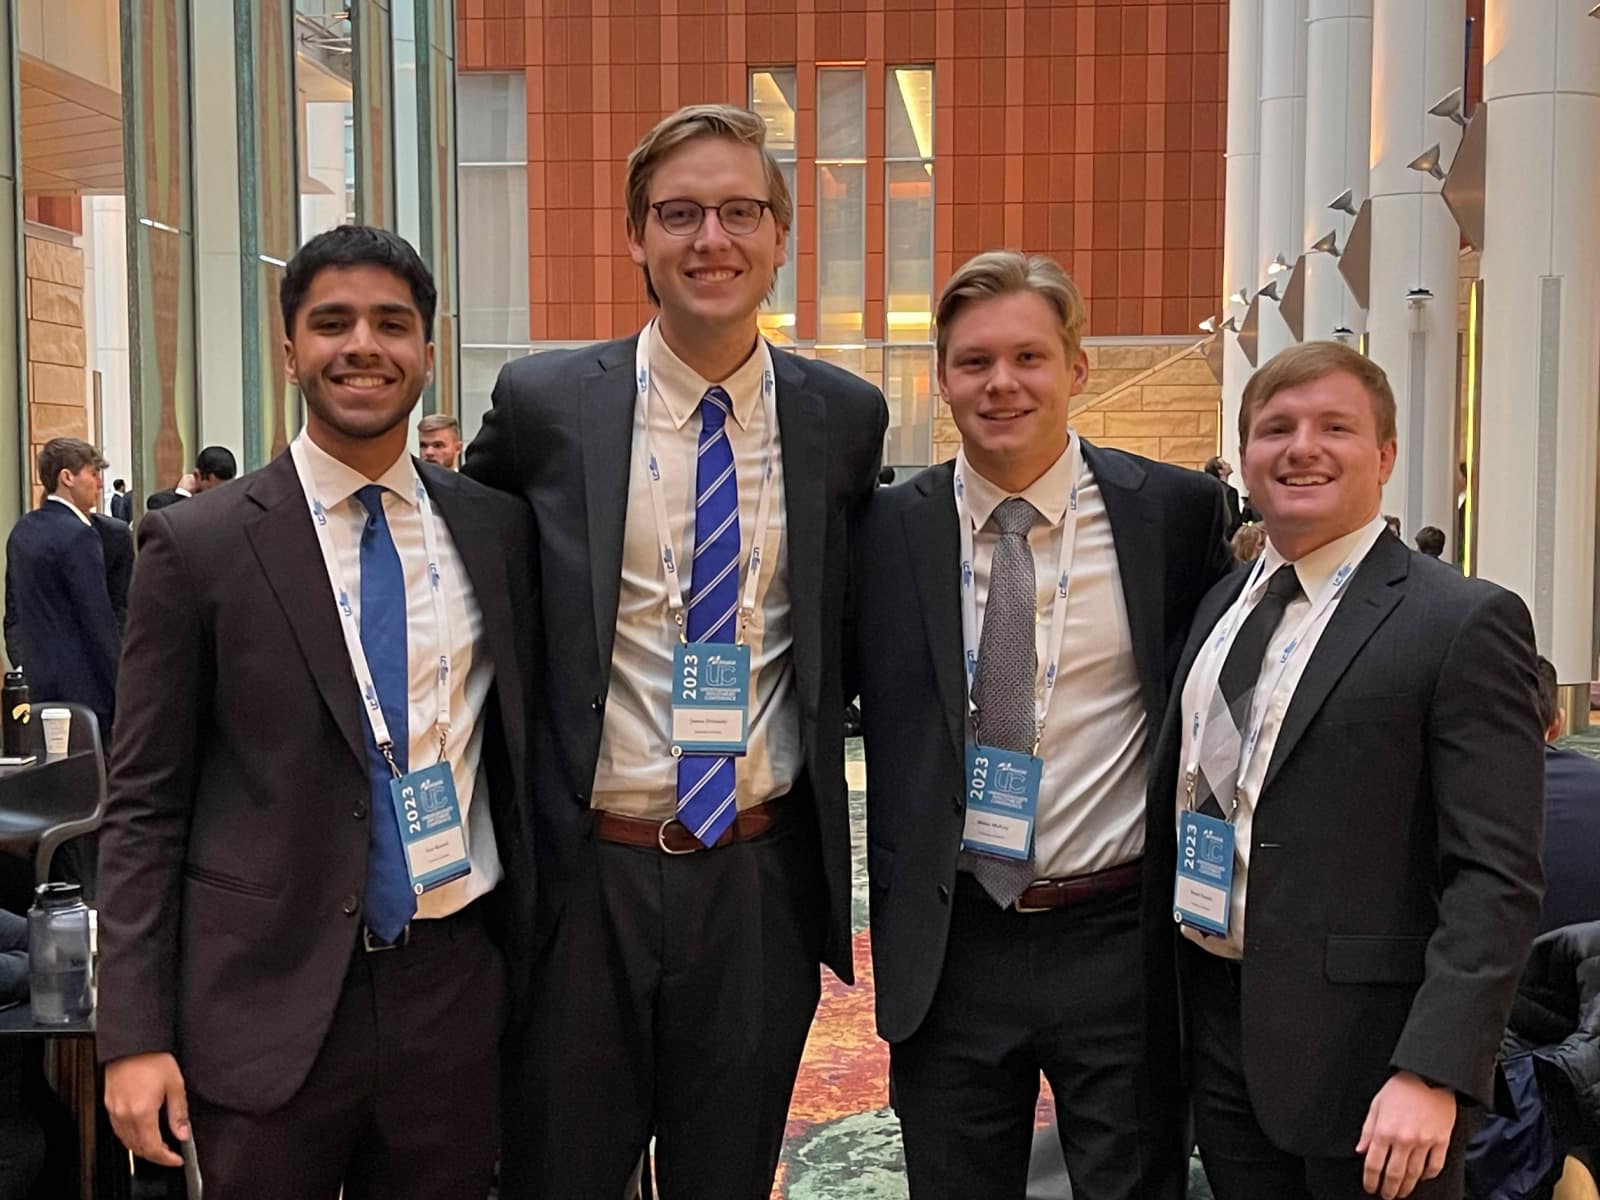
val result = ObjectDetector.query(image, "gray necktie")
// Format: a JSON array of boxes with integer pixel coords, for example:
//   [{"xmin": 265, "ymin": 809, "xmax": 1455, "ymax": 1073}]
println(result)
[{"xmin": 964, "ymin": 496, "xmax": 1041, "ymax": 906}]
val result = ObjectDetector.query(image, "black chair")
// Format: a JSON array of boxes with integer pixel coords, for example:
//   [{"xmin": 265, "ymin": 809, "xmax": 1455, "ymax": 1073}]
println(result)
[{"xmin": 0, "ymin": 702, "xmax": 108, "ymax": 903}]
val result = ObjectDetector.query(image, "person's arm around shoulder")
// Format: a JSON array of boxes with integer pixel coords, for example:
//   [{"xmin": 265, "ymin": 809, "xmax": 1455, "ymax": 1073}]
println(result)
[
  {"xmin": 461, "ymin": 357, "xmax": 530, "ymax": 495},
  {"xmin": 98, "ymin": 510, "xmax": 209, "ymax": 1168},
  {"xmin": 1196, "ymin": 472, "xmax": 1235, "ymax": 593},
  {"xmin": 1358, "ymin": 581, "xmax": 1544, "ymax": 1200},
  {"xmin": 839, "ymin": 374, "xmax": 888, "ymax": 706}
]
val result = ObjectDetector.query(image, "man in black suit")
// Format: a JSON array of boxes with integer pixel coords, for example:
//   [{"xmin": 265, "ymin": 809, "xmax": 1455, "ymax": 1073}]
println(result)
[
  {"xmin": 145, "ymin": 445, "xmax": 237, "ymax": 512},
  {"xmin": 465, "ymin": 104, "xmax": 886, "ymax": 1197},
  {"xmin": 96, "ymin": 225, "xmax": 538, "ymax": 1200},
  {"xmin": 1206, "ymin": 455, "xmax": 1245, "ymax": 539},
  {"xmin": 109, "ymin": 478, "xmax": 132, "ymax": 523},
  {"xmin": 92, "ymin": 512, "xmax": 133, "ymax": 635},
  {"xmin": 1158, "ymin": 340, "xmax": 1543, "ymax": 1200},
  {"xmin": 3, "ymin": 438, "xmax": 120, "ymax": 732},
  {"xmin": 1535, "ymin": 656, "xmax": 1600, "ymax": 934},
  {"xmin": 853, "ymin": 250, "xmax": 1232, "ymax": 1200}
]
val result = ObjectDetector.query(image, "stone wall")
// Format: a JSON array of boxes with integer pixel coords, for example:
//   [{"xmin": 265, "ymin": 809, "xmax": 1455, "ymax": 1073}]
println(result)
[{"xmin": 24, "ymin": 233, "xmax": 88, "ymax": 500}]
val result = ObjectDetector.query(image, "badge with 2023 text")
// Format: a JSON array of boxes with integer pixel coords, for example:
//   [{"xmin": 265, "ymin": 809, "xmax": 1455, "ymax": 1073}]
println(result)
[
  {"xmin": 1173, "ymin": 810, "xmax": 1235, "ymax": 936},
  {"xmin": 671, "ymin": 642, "xmax": 751, "ymax": 756},
  {"xmin": 388, "ymin": 762, "xmax": 471, "ymax": 894},
  {"xmin": 959, "ymin": 744, "xmax": 1042, "ymax": 861}
]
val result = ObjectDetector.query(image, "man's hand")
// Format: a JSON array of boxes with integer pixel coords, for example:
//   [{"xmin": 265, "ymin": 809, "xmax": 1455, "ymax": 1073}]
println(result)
[
  {"xmin": 177, "ymin": 473, "xmax": 197, "ymax": 494},
  {"xmin": 1355, "ymin": 1070, "xmax": 1456, "ymax": 1199},
  {"xmin": 105, "ymin": 1052, "xmax": 189, "ymax": 1168}
]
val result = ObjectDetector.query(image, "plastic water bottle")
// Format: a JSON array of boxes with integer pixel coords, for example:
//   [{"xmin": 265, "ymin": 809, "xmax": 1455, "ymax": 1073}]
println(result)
[{"xmin": 28, "ymin": 882, "xmax": 93, "ymax": 1023}]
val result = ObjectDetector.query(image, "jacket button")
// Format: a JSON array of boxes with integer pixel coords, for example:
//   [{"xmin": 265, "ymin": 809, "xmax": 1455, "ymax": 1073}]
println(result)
[
  {"xmin": 341, "ymin": 895, "xmax": 359, "ymax": 916},
  {"xmin": 353, "ymin": 802, "xmax": 367, "ymax": 820},
  {"xmin": 591, "ymin": 696, "xmax": 604, "ymax": 714},
  {"xmin": 951, "ymin": 794, "xmax": 963, "ymax": 813},
  {"xmin": 574, "ymin": 791, "xmax": 587, "ymax": 804},
  {"xmin": 937, "ymin": 884, "xmax": 950, "ymax": 904}
]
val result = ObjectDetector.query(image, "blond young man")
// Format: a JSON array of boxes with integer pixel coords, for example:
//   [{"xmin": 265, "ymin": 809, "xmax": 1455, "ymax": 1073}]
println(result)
[
  {"xmin": 853, "ymin": 251, "xmax": 1232, "ymax": 1199},
  {"xmin": 417, "ymin": 413, "xmax": 463, "ymax": 469},
  {"xmin": 465, "ymin": 105, "xmax": 887, "ymax": 1196}
]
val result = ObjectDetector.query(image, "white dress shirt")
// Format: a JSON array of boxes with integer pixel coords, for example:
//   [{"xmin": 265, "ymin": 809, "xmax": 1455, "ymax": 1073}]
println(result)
[
  {"xmin": 592, "ymin": 323, "xmax": 800, "ymax": 819},
  {"xmin": 290, "ymin": 431, "xmax": 501, "ymax": 919},
  {"xmin": 46, "ymin": 494, "xmax": 91, "ymax": 526},
  {"xmin": 958, "ymin": 440, "xmax": 1150, "ymax": 879},
  {"xmin": 1178, "ymin": 514, "xmax": 1387, "ymax": 958}
]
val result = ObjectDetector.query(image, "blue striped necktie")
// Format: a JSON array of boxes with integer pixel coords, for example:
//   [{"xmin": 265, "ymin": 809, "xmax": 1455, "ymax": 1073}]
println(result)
[
  {"xmin": 675, "ymin": 386, "xmax": 741, "ymax": 847},
  {"xmin": 354, "ymin": 484, "xmax": 417, "ymax": 942}
]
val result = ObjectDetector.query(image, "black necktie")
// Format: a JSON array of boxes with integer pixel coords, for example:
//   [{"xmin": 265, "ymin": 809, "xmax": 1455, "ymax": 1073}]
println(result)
[{"xmin": 1197, "ymin": 564, "xmax": 1303, "ymax": 818}]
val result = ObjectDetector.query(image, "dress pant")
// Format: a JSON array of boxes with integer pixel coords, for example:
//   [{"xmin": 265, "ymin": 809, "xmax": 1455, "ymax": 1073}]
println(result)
[
  {"xmin": 1183, "ymin": 940, "xmax": 1467, "ymax": 1200},
  {"xmin": 890, "ymin": 873, "xmax": 1186, "ymax": 1200},
  {"xmin": 186, "ymin": 901, "xmax": 505, "ymax": 1200},
  {"xmin": 501, "ymin": 796, "xmax": 825, "ymax": 1199}
]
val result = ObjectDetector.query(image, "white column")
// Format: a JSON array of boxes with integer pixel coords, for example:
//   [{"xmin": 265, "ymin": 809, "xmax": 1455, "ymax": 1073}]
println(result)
[
  {"xmin": 1221, "ymin": 0, "xmax": 1264, "ymax": 471},
  {"xmin": 1255, "ymin": 0, "xmax": 1309, "ymax": 365},
  {"xmin": 1476, "ymin": 0, "xmax": 1600, "ymax": 678},
  {"xmin": 190, "ymin": 0, "xmax": 245, "ymax": 457},
  {"xmin": 1303, "ymin": 0, "xmax": 1372, "ymax": 341},
  {"xmin": 1367, "ymin": 0, "xmax": 1463, "ymax": 544}
]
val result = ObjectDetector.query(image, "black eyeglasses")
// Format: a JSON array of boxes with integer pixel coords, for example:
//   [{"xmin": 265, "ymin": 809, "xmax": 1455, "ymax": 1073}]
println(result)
[{"xmin": 650, "ymin": 198, "xmax": 773, "ymax": 237}]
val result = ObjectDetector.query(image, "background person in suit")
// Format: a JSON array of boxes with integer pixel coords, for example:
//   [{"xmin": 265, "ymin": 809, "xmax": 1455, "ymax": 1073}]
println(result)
[
  {"xmin": 109, "ymin": 478, "xmax": 132, "ymax": 523},
  {"xmin": 145, "ymin": 445, "xmax": 237, "ymax": 512},
  {"xmin": 1158, "ymin": 340, "xmax": 1543, "ymax": 1200},
  {"xmin": 92, "ymin": 512, "xmax": 133, "ymax": 635},
  {"xmin": 1205, "ymin": 456, "xmax": 1245, "ymax": 540},
  {"xmin": 417, "ymin": 413, "xmax": 463, "ymax": 470},
  {"xmin": 2, "ymin": 437, "xmax": 120, "ymax": 734},
  {"xmin": 853, "ymin": 251, "xmax": 1232, "ymax": 1200},
  {"xmin": 465, "ymin": 104, "xmax": 887, "ymax": 1198},
  {"xmin": 95, "ymin": 225, "xmax": 538, "ymax": 1200},
  {"xmin": 1535, "ymin": 656, "xmax": 1600, "ymax": 935}
]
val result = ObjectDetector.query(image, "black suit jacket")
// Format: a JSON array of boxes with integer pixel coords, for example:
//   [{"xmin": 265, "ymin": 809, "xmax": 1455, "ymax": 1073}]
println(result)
[
  {"xmin": 2, "ymin": 501, "xmax": 120, "ymax": 727},
  {"xmin": 94, "ymin": 452, "xmax": 539, "ymax": 1114},
  {"xmin": 110, "ymin": 492, "xmax": 132, "ymax": 524},
  {"xmin": 1150, "ymin": 531, "xmax": 1544, "ymax": 1155},
  {"xmin": 464, "ymin": 334, "xmax": 887, "ymax": 982},
  {"xmin": 1539, "ymin": 744, "xmax": 1600, "ymax": 934},
  {"xmin": 92, "ymin": 514, "xmax": 133, "ymax": 635},
  {"xmin": 854, "ymin": 447, "xmax": 1233, "ymax": 1044},
  {"xmin": 144, "ymin": 488, "xmax": 184, "ymax": 513}
]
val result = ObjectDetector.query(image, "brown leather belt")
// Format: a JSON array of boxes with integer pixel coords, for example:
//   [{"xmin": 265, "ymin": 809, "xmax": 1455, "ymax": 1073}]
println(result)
[
  {"xmin": 1012, "ymin": 858, "xmax": 1143, "ymax": 913},
  {"xmin": 594, "ymin": 800, "xmax": 783, "ymax": 855}
]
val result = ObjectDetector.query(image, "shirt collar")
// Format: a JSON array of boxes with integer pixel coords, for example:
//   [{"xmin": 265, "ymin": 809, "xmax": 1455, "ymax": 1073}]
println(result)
[
  {"xmin": 1260, "ymin": 513, "xmax": 1387, "ymax": 599},
  {"xmin": 45, "ymin": 494, "xmax": 91, "ymax": 526},
  {"xmin": 648, "ymin": 321, "xmax": 766, "ymax": 432},
  {"xmin": 293, "ymin": 429, "xmax": 419, "ymax": 511},
  {"xmin": 957, "ymin": 434, "xmax": 1080, "ymax": 531}
]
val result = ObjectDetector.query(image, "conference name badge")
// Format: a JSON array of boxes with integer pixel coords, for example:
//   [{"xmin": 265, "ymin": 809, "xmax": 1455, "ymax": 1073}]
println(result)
[
  {"xmin": 959, "ymin": 744, "xmax": 1041, "ymax": 861},
  {"xmin": 388, "ymin": 762, "xmax": 471, "ymax": 894},
  {"xmin": 670, "ymin": 642, "xmax": 751, "ymax": 756},
  {"xmin": 1173, "ymin": 810, "xmax": 1235, "ymax": 936}
]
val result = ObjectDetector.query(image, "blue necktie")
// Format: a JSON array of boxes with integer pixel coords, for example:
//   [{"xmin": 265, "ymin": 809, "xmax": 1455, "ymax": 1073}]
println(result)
[
  {"xmin": 675, "ymin": 387, "xmax": 741, "ymax": 847},
  {"xmin": 354, "ymin": 484, "xmax": 416, "ymax": 942}
]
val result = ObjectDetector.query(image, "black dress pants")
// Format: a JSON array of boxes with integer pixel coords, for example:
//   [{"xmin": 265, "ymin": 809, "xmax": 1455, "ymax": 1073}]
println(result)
[
  {"xmin": 500, "ymin": 804, "xmax": 825, "ymax": 1200},
  {"xmin": 1183, "ymin": 941, "xmax": 1467, "ymax": 1200},
  {"xmin": 186, "ymin": 902, "xmax": 506, "ymax": 1200},
  {"xmin": 890, "ymin": 874, "xmax": 1186, "ymax": 1200}
]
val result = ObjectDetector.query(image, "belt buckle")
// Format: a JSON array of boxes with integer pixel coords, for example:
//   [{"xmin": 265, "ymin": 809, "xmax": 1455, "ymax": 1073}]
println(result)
[
  {"xmin": 363, "ymin": 924, "xmax": 411, "ymax": 952},
  {"xmin": 1012, "ymin": 882, "xmax": 1052, "ymax": 914},
  {"xmin": 656, "ymin": 818, "xmax": 700, "ymax": 856}
]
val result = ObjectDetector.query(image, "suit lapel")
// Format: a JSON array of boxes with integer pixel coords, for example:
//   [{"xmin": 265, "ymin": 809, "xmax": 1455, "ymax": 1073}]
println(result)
[
  {"xmin": 774, "ymin": 350, "xmax": 827, "ymax": 719},
  {"xmin": 1083, "ymin": 441, "xmax": 1166, "ymax": 726},
  {"xmin": 581, "ymin": 338, "xmax": 639, "ymax": 694},
  {"xmin": 419, "ymin": 464, "xmax": 526, "ymax": 775},
  {"xmin": 242, "ymin": 454, "xmax": 367, "ymax": 772},
  {"xmin": 904, "ymin": 462, "xmax": 966, "ymax": 766},
  {"xmin": 1259, "ymin": 532, "xmax": 1409, "ymax": 793}
]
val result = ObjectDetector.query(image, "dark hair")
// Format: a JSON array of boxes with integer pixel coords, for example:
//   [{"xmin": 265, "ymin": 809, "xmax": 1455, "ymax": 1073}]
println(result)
[
  {"xmin": 1414, "ymin": 526, "xmax": 1445, "ymax": 558},
  {"xmin": 195, "ymin": 446, "xmax": 238, "ymax": 481},
  {"xmin": 280, "ymin": 225, "xmax": 437, "ymax": 341},
  {"xmin": 1202, "ymin": 456, "xmax": 1227, "ymax": 478},
  {"xmin": 1536, "ymin": 656, "xmax": 1560, "ymax": 733},
  {"xmin": 113, "ymin": 478, "xmax": 126, "ymax": 490},
  {"xmin": 37, "ymin": 438, "xmax": 107, "ymax": 494}
]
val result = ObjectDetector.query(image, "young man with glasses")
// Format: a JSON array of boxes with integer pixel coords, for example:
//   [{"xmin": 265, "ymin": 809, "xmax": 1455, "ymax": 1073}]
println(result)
[{"xmin": 465, "ymin": 104, "xmax": 888, "ymax": 1197}]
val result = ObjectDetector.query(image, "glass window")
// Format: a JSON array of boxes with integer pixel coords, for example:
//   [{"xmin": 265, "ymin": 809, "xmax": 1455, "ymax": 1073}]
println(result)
[
  {"xmin": 751, "ymin": 69, "xmax": 797, "ymax": 344},
  {"xmin": 885, "ymin": 346, "xmax": 935, "ymax": 468},
  {"xmin": 457, "ymin": 73, "xmax": 529, "ymax": 347},
  {"xmin": 886, "ymin": 67, "xmax": 934, "ymax": 161},
  {"xmin": 886, "ymin": 162, "xmax": 933, "ymax": 342},
  {"xmin": 818, "ymin": 68, "xmax": 866, "ymax": 160},
  {"xmin": 817, "ymin": 67, "xmax": 866, "ymax": 346},
  {"xmin": 295, "ymin": 2, "xmax": 354, "ymax": 242}
]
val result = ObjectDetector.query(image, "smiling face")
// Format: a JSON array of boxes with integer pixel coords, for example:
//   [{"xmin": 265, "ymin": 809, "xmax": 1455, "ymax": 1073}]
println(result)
[
  {"xmin": 626, "ymin": 135, "xmax": 787, "ymax": 342},
  {"xmin": 938, "ymin": 289, "xmax": 1088, "ymax": 492},
  {"xmin": 283, "ymin": 263, "xmax": 433, "ymax": 449},
  {"xmin": 1240, "ymin": 369, "xmax": 1397, "ymax": 560}
]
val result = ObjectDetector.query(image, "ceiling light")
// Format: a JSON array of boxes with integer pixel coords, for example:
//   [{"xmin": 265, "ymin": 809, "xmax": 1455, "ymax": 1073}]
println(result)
[
  {"xmin": 1267, "ymin": 254, "xmax": 1291, "ymax": 275},
  {"xmin": 1228, "ymin": 289, "xmax": 1248, "ymax": 306},
  {"xmin": 1309, "ymin": 230, "xmax": 1340, "ymax": 256},
  {"xmin": 1257, "ymin": 280, "xmax": 1281, "ymax": 302},
  {"xmin": 1198, "ymin": 316, "xmax": 1217, "ymax": 333},
  {"xmin": 1407, "ymin": 144, "xmax": 1445, "ymax": 180},
  {"xmin": 1328, "ymin": 188, "xmax": 1357, "ymax": 216},
  {"xmin": 1428, "ymin": 87, "xmax": 1467, "ymax": 129}
]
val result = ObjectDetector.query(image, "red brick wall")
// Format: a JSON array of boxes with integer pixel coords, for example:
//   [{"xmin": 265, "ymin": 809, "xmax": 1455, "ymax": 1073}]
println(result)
[{"xmin": 459, "ymin": 0, "xmax": 1228, "ymax": 343}]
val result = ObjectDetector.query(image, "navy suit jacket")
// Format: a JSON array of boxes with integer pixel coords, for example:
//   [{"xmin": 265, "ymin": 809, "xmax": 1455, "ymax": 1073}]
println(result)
[
  {"xmin": 3, "ymin": 500, "xmax": 120, "ymax": 727},
  {"xmin": 1540, "ymin": 743, "xmax": 1600, "ymax": 934}
]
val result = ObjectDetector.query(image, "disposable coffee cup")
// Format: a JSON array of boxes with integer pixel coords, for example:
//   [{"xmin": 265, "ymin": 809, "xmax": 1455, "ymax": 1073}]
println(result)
[{"xmin": 39, "ymin": 708, "xmax": 70, "ymax": 757}]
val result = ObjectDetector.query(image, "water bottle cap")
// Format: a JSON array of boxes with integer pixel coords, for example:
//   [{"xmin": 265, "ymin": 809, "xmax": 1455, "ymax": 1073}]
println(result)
[{"xmin": 33, "ymin": 881, "xmax": 82, "ymax": 907}]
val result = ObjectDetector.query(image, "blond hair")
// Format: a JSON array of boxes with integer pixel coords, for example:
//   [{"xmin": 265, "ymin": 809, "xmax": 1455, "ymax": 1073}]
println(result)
[
  {"xmin": 417, "ymin": 413, "xmax": 460, "ymax": 437},
  {"xmin": 1239, "ymin": 340, "xmax": 1397, "ymax": 448},
  {"xmin": 624, "ymin": 105, "xmax": 793, "ymax": 305},
  {"xmin": 935, "ymin": 250, "xmax": 1087, "ymax": 365}
]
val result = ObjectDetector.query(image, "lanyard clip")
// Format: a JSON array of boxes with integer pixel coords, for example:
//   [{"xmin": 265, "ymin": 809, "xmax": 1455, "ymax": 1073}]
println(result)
[{"xmin": 381, "ymin": 743, "xmax": 403, "ymax": 780}]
